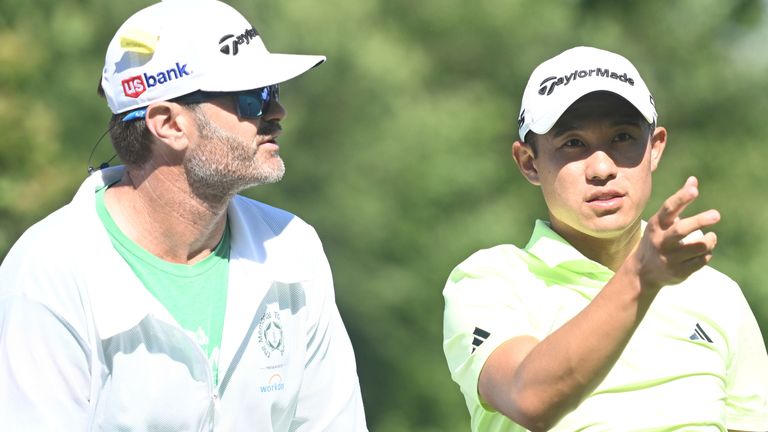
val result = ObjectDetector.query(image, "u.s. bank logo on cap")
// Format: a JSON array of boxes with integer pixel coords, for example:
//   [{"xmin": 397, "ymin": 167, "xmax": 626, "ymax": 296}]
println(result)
[{"xmin": 121, "ymin": 62, "xmax": 191, "ymax": 98}]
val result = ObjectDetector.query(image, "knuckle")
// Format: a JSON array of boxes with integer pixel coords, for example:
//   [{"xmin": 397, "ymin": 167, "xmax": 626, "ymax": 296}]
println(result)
[{"xmin": 661, "ymin": 202, "xmax": 675, "ymax": 215}]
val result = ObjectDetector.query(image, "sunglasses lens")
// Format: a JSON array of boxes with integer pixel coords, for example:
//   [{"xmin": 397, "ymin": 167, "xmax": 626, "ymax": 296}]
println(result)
[
  {"xmin": 237, "ymin": 85, "xmax": 279, "ymax": 118},
  {"xmin": 237, "ymin": 94, "xmax": 264, "ymax": 118}
]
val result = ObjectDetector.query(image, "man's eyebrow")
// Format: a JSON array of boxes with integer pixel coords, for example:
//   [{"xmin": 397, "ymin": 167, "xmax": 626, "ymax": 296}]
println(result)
[{"xmin": 551, "ymin": 121, "xmax": 583, "ymax": 138}]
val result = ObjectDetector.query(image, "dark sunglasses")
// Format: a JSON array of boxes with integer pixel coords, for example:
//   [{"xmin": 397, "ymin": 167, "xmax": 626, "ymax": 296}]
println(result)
[{"xmin": 122, "ymin": 84, "xmax": 280, "ymax": 122}]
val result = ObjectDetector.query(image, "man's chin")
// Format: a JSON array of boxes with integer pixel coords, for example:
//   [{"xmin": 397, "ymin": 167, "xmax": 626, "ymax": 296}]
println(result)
[
  {"xmin": 585, "ymin": 214, "xmax": 641, "ymax": 239},
  {"xmin": 239, "ymin": 166, "xmax": 285, "ymax": 191}
]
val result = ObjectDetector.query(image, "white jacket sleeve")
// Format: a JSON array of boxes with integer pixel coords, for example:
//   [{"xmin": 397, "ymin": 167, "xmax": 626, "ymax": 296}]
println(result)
[
  {"xmin": 0, "ymin": 212, "xmax": 96, "ymax": 431},
  {"xmin": 0, "ymin": 293, "xmax": 92, "ymax": 430},
  {"xmin": 288, "ymin": 236, "xmax": 368, "ymax": 432}
]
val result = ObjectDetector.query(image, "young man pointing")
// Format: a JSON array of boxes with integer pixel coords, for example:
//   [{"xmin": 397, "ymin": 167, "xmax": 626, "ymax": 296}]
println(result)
[{"xmin": 443, "ymin": 46, "xmax": 768, "ymax": 431}]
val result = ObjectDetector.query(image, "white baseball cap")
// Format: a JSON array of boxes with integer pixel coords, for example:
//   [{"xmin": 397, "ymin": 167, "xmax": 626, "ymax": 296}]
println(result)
[
  {"xmin": 101, "ymin": 0, "xmax": 326, "ymax": 114},
  {"xmin": 517, "ymin": 46, "xmax": 656, "ymax": 141}
]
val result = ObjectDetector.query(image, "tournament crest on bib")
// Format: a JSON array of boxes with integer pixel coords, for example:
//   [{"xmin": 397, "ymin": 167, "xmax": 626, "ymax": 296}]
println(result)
[{"xmin": 257, "ymin": 307, "xmax": 285, "ymax": 358}]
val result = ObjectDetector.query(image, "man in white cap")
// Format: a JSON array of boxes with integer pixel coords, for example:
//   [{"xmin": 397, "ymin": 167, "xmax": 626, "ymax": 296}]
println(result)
[
  {"xmin": 0, "ymin": 1, "xmax": 367, "ymax": 430},
  {"xmin": 443, "ymin": 46, "xmax": 768, "ymax": 431}
]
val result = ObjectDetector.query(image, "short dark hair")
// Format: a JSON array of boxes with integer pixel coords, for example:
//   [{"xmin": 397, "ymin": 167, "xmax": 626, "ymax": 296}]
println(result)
[
  {"xmin": 108, "ymin": 114, "xmax": 154, "ymax": 167},
  {"xmin": 97, "ymin": 79, "xmax": 153, "ymax": 167}
]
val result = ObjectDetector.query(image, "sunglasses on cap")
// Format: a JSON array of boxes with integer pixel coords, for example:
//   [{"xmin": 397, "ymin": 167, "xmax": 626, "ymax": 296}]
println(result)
[{"xmin": 122, "ymin": 84, "xmax": 280, "ymax": 122}]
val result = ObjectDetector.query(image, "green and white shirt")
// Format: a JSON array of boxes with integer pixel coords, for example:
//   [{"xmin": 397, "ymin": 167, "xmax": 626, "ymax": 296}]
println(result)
[
  {"xmin": 96, "ymin": 185, "xmax": 230, "ymax": 383},
  {"xmin": 443, "ymin": 220, "xmax": 768, "ymax": 431}
]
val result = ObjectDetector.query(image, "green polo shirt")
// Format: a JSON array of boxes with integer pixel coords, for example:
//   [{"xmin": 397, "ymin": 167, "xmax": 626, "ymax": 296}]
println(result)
[{"xmin": 443, "ymin": 220, "xmax": 768, "ymax": 431}]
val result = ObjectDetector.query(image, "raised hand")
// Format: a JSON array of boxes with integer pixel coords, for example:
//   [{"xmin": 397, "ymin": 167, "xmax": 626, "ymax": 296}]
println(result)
[{"xmin": 631, "ymin": 176, "xmax": 721, "ymax": 291}]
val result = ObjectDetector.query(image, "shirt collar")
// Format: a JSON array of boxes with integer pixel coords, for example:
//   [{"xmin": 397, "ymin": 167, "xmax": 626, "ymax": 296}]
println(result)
[{"xmin": 524, "ymin": 219, "xmax": 614, "ymax": 281}]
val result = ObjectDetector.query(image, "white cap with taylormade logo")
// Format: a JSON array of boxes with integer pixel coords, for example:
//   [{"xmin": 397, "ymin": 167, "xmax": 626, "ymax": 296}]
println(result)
[
  {"xmin": 101, "ymin": 0, "xmax": 326, "ymax": 114},
  {"xmin": 517, "ymin": 46, "xmax": 656, "ymax": 141}
]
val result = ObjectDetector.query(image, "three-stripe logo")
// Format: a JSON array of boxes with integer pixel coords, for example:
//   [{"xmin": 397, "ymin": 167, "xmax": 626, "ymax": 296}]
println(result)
[
  {"xmin": 689, "ymin": 323, "xmax": 713, "ymax": 343},
  {"xmin": 472, "ymin": 327, "xmax": 490, "ymax": 353}
]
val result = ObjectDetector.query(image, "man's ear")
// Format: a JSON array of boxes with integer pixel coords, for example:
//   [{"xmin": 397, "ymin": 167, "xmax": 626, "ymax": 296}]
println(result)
[
  {"xmin": 144, "ymin": 102, "xmax": 193, "ymax": 153},
  {"xmin": 649, "ymin": 126, "xmax": 667, "ymax": 172},
  {"xmin": 512, "ymin": 140, "xmax": 540, "ymax": 185}
]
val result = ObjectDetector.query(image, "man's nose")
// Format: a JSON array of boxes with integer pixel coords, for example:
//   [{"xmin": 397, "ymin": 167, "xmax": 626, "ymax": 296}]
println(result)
[
  {"xmin": 262, "ymin": 99, "xmax": 286, "ymax": 122},
  {"xmin": 585, "ymin": 150, "xmax": 617, "ymax": 182}
]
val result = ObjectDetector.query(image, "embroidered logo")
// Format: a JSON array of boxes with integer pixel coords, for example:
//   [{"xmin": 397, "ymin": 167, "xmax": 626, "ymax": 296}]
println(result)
[
  {"xmin": 537, "ymin": 67, "xmax": 636, "ymax": 97},
  {"xmin": 257, "ymin": 309, "xmax": 285, "ymax": 358},
  {"xmin": 218, "ymin": 27, "xmax": 260, "ymax": 56},
  {"xmin": 689, "ymin": 323, "xmax": 713, "ymax": 343},
  {"xmin": 471, "ymin": 327, "xmax": 490, "ymax": 353},
  {"xmin": 121, "ymin": 62, "xmax": 191, "ymax": 98}
]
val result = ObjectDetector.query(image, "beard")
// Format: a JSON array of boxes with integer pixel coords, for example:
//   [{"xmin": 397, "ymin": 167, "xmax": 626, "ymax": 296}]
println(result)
[{"xmin": 184, "ymin": 110, "xmax": 285, "ymax": 200}]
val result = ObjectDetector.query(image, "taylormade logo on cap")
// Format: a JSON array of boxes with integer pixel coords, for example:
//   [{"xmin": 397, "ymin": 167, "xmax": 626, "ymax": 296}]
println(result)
[
  {"xmin": 219, "ymin": 27, "xmax": 260, "ymax": 56},
  {"xmin": 121, "ymin": 62, "xmax": 192, "ymax": 99},
  {"xmin": 538, "ymin": 67, "xmax": 636, "ymax": 97}
]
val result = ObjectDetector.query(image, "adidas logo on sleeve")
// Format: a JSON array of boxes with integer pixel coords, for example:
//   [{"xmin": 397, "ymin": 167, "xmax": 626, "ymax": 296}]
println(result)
[
  {"xmin": 471, "ymin": 327, "xmax": 490, "ymax": 353},
  {"xmin": 689, "ymin": 323, "xmax": 713, "ymax": 343}
]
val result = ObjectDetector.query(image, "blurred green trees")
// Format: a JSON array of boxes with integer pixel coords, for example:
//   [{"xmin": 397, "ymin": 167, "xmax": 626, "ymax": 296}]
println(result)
[{"xmin": 1, "ymin": 1, "xmax": 766, "ymax": 430}]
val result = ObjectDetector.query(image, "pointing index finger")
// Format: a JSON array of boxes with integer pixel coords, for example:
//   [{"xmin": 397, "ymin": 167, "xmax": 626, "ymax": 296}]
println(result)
[{"xmin": 657, "ymin": 176, "xmax": 699, "ymax": 230}]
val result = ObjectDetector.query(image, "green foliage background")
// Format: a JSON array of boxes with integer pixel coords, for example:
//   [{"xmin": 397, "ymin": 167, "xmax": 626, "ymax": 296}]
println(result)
[{"xmin": 1, "ymin": 1, "xmax": 767, "ymax": 430}]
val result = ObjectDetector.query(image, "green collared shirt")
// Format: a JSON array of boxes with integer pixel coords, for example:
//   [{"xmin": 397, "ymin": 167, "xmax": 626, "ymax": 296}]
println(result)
[{"xmin": 443, "ymin": 220, "xmax": 768, "ymax": 431}]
